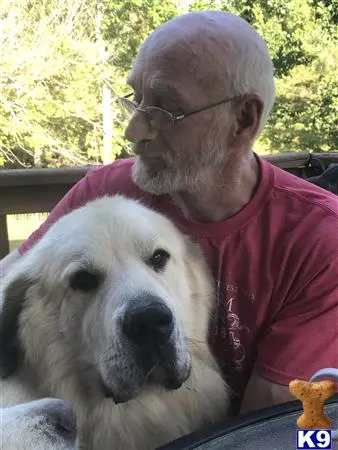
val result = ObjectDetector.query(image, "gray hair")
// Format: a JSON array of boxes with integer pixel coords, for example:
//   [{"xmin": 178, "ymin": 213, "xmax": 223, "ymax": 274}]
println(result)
[{"xmin": 208, "ymin": 11, "xmax": 276, "ymax": 136}]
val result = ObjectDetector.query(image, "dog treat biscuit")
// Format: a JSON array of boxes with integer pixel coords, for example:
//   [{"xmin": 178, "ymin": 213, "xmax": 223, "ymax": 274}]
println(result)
[{"xmin": 289, "ymin": 379, "xmax": 336, "ymax": 429}]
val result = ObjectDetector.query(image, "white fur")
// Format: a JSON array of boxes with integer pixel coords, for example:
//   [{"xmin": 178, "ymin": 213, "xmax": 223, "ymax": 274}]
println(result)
[
  {"xmin": 0, "ymin": 398, "xmax": 76, "ymax": 449},
  {"xmin": 0, "ymin": 195, "xmax": 229, "ymax": 449}
]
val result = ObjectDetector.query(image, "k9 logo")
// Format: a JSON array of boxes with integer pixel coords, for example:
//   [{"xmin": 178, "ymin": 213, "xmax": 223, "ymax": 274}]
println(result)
[{"xmin": 297, "ymin": 430, "xmax": 332, "ymax": 449}]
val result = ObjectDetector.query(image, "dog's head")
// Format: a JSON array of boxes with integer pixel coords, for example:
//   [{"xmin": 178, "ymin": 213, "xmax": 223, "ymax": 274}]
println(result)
[{"xmin": 0, "ymin": 195, "xmax": 215, "ymax": 404}]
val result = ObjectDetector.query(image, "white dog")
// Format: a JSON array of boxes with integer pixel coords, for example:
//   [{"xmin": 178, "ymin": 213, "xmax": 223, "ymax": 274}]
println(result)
[
  {"xmin": 0, "ymin": 398, "xmax": 76, "ymax": 450},
  {"xmin": 0, "ymin": 195, "xmax": 229, "ymax": 449}
]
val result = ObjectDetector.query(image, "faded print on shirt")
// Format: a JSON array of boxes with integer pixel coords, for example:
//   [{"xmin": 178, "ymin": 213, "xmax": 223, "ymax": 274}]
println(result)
[{"xmin": 210, "ymin": 280, "xmax": 256, "ymax": 415}]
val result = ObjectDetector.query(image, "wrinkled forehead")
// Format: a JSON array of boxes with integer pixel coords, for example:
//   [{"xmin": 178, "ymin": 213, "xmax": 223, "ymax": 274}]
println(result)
[
  {"xmin": 128, "ymin": 33, "xmax": 221, "ymax": 102},
  {"xmin": 128, "ymin": 11, "xmax": 270, "ymax": 102}
]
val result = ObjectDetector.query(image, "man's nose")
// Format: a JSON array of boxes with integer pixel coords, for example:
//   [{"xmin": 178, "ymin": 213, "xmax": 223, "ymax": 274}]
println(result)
[{"xmin": 124, "ymin": 111, "xmax": 159, "ymax": 143}]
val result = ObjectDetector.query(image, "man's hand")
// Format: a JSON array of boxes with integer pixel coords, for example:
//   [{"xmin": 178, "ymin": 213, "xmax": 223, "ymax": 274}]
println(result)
[{"xmin": 239, "ymin": 371, "xmax": 295, "ymax": 414}]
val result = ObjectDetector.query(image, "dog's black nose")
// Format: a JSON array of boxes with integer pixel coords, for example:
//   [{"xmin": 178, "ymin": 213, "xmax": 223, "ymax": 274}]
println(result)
[{"xmin": 122, "ymin": 296, "xmax": 174, "ymax": 346}]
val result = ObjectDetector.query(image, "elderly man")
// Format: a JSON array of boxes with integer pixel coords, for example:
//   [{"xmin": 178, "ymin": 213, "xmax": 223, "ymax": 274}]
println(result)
[{"xmin": 1, "ymin": 11, "xmax": 338, "ymax": 416}]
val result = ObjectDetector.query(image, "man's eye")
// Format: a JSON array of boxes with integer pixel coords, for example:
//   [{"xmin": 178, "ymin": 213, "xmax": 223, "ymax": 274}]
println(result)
[
  {"xmin": 169, "ymin": 107, "xmax": 184, "ymax": 116},
  {"xmin": 154, "ymin": 96, "xmax": 175, "ymax": 111},
  {"xmin": 132, "ymin": 94, "xmax": 142, "ymax": 107},
  {"xmin": 160, "ymin": 100, "xmax": 183, "ymax": 114}
]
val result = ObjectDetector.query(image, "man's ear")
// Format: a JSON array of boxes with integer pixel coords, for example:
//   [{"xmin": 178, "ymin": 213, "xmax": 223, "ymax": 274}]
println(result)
[
  {"xmin": 231, "ymin": 94, "xmax": 264, "ymax": 146},
  {"xmin": 0, "ymin": 275, "xmax": 34, "ymax": 378}
]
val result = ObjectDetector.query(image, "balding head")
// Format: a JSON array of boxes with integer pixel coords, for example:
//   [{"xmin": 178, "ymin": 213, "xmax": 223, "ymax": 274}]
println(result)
[
  {"xmin": 125, "ymin": 11, "xmax": 275, "ymax": 195},
  {"xmin": 135, "ymin": 10, "xmax": 275, "ymax": 128}
]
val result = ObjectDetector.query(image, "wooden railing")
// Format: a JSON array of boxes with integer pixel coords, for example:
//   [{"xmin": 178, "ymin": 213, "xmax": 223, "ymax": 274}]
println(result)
[
  {"xmin": 0, "ymin": 166, "xmax": 94, "ymax": 258},
  {"xmin": 1, "ymin": 152, "xmax": 337, "ymax": 258}
]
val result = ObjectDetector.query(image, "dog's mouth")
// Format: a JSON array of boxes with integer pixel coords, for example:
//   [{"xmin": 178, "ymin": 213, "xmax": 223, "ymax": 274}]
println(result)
[
  {"xmin": 99, "ymin": 350, "xmax": 192, "ymax": 403},
  {"xmin": 147, "ymin": 363, "xmax": 191, "ymax": 390}
]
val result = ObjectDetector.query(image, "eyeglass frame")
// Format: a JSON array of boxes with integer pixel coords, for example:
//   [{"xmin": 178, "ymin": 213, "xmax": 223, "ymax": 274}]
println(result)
[{"xmin": 118, "ymin": 92, "xmax": 239, "ymax": 130}]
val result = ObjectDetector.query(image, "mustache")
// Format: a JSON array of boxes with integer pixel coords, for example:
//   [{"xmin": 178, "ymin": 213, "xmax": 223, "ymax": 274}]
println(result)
[
  {"xmin": 133, "ymin": 140, "xmax": 151, "ymax": 156},
  {"xmin": 133, "ymin": 141, "xmax": 175, "ymax": 165}
]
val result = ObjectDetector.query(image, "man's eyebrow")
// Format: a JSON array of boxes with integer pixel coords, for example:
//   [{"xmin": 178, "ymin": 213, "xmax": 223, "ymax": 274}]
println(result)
[
  {"xmin": 149, "ymin": 81, "xmax": 187, "ymax": 105},
  {"xmin": 149, "ymin": 80, "xmax": 179, "ymax": 95},
  {"xmin": 126, "ymin": 77, "xmax": 188, "ymax": 106},
  {"xmin": 126, "ymin": 79, "xmax": 134, "ymax": 89}
]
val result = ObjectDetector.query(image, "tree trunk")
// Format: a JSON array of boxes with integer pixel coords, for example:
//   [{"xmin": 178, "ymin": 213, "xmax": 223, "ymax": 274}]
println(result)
[
  {"xmin": 34, "ymin": 147, "xmax": 43, "ymax": 167},
  {"xmin": 96, "ymin": 0, "xmax": 113, "ymax": 164},
  {"xmin": 101, "ymin": 82, "xmax": 112, "ymax": 164}
]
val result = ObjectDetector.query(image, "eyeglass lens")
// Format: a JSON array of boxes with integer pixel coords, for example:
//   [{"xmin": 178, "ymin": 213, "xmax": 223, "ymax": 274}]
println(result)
[{"xmin": 119, "ymin": 97, "xmax": 174, "ymax": 130}]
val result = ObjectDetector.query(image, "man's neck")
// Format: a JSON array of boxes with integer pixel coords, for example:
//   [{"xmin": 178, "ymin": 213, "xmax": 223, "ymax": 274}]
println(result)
[{"xmin": 171, "ymin": 153, "xmax": 260, "ymax": 223}]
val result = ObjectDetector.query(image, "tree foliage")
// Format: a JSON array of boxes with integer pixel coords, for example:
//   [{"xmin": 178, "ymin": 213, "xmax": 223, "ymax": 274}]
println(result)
[
  {"xmin": 0, "ymin": 0, "xmax": 336, "ymax": 168},
  {"xmin": 0, "ymin": 0, "xmax": 101, "ymax": 167}
]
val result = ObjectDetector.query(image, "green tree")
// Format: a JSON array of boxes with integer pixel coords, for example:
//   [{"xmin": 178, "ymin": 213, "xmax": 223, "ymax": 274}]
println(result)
[
  {"xmin": 102, "ymin": 0, "xmax": 178, "ymax": 73},
  {"xmin": 0, "ymin": 0, "xmax": 102, "ymax": 168}
]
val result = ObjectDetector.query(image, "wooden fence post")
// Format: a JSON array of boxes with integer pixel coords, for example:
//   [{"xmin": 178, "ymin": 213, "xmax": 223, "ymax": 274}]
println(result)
[{"xmin": 0, "ymin": 215, "xmax": 9, "ymax": 258}]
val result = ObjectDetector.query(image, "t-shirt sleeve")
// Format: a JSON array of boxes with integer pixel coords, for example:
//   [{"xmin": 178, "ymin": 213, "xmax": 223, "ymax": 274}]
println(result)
[
  {"xmin": 254, "ymin": 255, "xmax": 338, "ymax": 385},
  {"xmin": 17, "ymin": 171, "xmax": 95, "ymax": 255}
]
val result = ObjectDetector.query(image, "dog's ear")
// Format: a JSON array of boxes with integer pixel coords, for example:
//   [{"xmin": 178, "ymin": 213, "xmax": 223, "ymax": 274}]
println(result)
[{"xmin": 0, "ymin": 275, "xmax": 33, "ymax": 379}]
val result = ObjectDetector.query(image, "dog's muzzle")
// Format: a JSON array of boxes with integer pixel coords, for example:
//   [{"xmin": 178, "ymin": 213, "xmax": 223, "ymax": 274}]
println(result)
[
  {"xmin": 122, "ymin": 295, "xmax": 174, "ymax": 348},
  {"xmin": 100, "ymin": 295, "xmax": 191, "ymax": 403}
]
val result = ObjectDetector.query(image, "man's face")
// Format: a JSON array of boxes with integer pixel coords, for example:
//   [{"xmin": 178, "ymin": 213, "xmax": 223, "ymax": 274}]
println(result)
[{"xmin": 124, "ymin": 43, "xmax": 231, "ymax": 195}]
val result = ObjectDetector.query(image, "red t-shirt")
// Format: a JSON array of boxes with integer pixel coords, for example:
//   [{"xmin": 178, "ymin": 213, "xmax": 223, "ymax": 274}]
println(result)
[{"xmin": 18, "ymin": 155, "xmax": 338, "ymax": 414}]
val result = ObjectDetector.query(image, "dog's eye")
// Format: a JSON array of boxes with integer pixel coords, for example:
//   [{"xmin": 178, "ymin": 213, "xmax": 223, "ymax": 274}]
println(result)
[
  {"xmin": 70, "ymin": 270, "xmax": 100, "ymax": 291},
  {"xmin": 148, "ymin": 249, "xmax": 170, "ymax": 272}
]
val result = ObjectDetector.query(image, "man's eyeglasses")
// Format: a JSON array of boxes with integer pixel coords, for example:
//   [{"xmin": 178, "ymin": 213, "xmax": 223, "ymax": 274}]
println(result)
[{"xmin": 118, "ymin": 93, "xmax": 238, "ymax": 131}]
